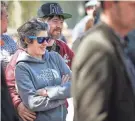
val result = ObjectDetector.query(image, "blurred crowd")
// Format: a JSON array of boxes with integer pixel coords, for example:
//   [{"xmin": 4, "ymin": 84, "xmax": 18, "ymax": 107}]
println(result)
[{"xmin": 1, "ymin": 1, "xmax": 135, "ymax": 121}]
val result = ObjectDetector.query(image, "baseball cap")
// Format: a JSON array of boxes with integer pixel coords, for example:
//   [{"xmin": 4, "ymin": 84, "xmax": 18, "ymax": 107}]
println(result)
[
  {"xmin": 37, "ymin": 3, "xmax": 72, "ymax": 19},
  {"xmin": 85, "ymin": 0, "xmax": 98, "ymax": 8}
]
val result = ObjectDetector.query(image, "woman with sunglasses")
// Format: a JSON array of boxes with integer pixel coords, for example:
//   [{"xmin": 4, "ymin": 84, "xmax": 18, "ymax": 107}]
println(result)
[{"xmin": 14, "ymin": 18, "xmax": 71, "ymax": 121}]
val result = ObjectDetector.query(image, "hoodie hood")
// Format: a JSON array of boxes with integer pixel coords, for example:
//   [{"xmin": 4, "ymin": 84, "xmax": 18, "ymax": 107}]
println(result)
[{"xmin": 17, "ymin": 50, "xmax": 50, "ymax": 64}]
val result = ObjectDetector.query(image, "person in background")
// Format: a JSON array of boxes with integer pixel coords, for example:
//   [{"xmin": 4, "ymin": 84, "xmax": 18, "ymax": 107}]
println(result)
[
  {"xmin": 84, "ymin": 18, "xmax": 94, "ymax": 32},
  {"xmin": 37, "ymin": 2, "xmax": 74, "ymax": 68},
  {"xmin": 0, "ymin": 1, "xmax": 17, "ymax": 69},
  {"xmin": 72, "ymin": 15, "xmax": 95, "ymax": 53},
  {"xmin": 1, "ymin": 61, "xmax": 19, "ymax": 121},
  {"xmin": 72, "ymin": 1, "xmax": 135, "ymax": 121},
  {"xmin": 72, "ymin": 0, "xmax": 99, "ymax": 43},
  {"xmin": 72, "ymin": 0, "xmax": 100, "ymax": 52},
  {"xmin": 15, "ymin": 18, "xmax": 71, "ymax": 121}
]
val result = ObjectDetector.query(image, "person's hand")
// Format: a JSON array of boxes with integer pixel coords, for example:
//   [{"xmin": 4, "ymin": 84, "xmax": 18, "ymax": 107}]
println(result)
[
  {"xmin": 36, "ymin": 89, "xmax": 48, "ymax": 96},
  {"xmin": 61, "ymin": 74, "xmax": 70, "ymax": 85},
  {"xmin": 0, "ymin": 40, "xmax": 4, "ymax": 46},
  {"xmin": 85, "ymin": 18, "xmax": 94, "ymax": 32},
  {"xmin": 17, "ymin": 102, "xmax": 36, "ymax": 121}
]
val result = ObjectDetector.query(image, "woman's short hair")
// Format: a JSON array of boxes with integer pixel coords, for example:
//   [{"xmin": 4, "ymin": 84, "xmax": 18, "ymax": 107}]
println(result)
[{"xmin": 17, "ymin": 18, "xmax": 49, "ymax": 48}]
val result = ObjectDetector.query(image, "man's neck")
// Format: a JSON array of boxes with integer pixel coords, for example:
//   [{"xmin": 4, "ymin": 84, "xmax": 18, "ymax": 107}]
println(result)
[
  {"xmin": 47, "ymin": 39, "xmax": 55, "ymax": 47},
  {"xmin": 101, "ymin": 14, "xmax": 128, "ymax": 37}
]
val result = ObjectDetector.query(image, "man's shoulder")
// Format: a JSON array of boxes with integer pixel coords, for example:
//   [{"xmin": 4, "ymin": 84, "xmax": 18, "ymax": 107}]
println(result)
[
  {"xmin": 81, "ymin": 22, "xmax": 111, "ymax": 44},
  {"xmin": 55, "ymin": 39, "xmax": 74, "ymax": 59},
  {"xmin": 78, "ymin": 23, "xmax": 115, "ymax": 55},
  {"xmin": 56, "ymin": 39, "xmax": 66, "ymax": 44},
  {"xmin": 84, "ymin": 22, "xmax": 104, "ymax": 37},
  {"xmin": 72, "ymin": 23, "xmax": 104, "ymax": 52},
  {"xmin": 56, "ymin": 39, "xmax": 71, "ymax": 49}
]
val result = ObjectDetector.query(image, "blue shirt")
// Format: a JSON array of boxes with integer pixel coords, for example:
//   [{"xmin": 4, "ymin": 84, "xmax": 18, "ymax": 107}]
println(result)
[
  {"xmin": 127, "ymin": 30, "xmax": 135, "ymax": 51},
  {"xmin": 108, "ymin": 25, "xmax": 135, "ymax": 94},
  {"xmin": 0, "ymin": 34, "xmax": 17, "ymax": 69},
  {"xmin": 118, "ymin": 34, "xmax": 135, "ymax": 94},
  {"xmin": 1, "ymin": 34, "xmax": 17, "ymax": 54}
]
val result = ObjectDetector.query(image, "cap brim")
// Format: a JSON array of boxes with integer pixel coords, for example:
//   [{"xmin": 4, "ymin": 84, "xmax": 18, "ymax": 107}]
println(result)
[
  {"xmin": 60, "ymin": 13, "xmax": 72, "ymax": 19},
  {"xmin": 47, "ymin": 13, "xmax": 72, "ymax": 19}
]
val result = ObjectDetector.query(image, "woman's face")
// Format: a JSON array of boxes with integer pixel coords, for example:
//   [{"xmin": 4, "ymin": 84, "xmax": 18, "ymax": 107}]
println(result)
[{"xmin": 28, "ymin": 30, "xmax": 49, "ymax": 58}]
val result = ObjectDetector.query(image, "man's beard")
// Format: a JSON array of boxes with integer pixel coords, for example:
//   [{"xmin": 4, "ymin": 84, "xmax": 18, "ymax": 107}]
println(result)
[
  {"xmin": 49, "ymin": 29, "xmax": 62, "ymax": 39},
  {"xmin": 50, "ymin": 34, "xmax": 60, "ymax": 39}
]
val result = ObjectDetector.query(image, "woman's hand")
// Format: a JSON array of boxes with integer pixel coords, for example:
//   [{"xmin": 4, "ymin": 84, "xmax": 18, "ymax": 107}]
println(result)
[
  {"xmin": 36, "ymin": 89, "xmax": 48, "ymax": 96},
  {"xmin": 61, "ymin": 74, "xmax": 71, "ymax": 85}
]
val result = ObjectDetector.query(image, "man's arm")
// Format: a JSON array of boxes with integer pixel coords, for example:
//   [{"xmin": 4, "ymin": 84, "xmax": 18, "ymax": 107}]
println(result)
[
  {"xmin": 72, "ymin": 39, "xmax": 113, "ymax": 121},
  {"xmin": 6, "ymin": 80, "xmax": 22, "ymax": 108},
  {"xmin": 5, "ymin": 49, "xmax": 23, "ymax": 108},
  {"xmin": 5, "ymin": 49, "xmax": 37, "ymax": 121}
]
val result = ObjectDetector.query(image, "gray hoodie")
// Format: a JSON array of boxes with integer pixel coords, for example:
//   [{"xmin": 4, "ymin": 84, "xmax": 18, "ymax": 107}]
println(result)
[{"xmin": 15, "ymin": 51, "xmax": 71, "ymax": 121}]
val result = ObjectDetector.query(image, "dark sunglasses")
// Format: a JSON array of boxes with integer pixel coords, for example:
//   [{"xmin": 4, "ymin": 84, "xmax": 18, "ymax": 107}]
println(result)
[{"xmin": 27, "ymin": 36, "xmax": 50, "ymax": 44}]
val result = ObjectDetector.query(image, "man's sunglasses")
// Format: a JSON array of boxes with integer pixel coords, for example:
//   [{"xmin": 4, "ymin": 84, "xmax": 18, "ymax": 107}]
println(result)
[{"xmin": 27, "ymin": 36, "xmax": 50, "ymax": 44}]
